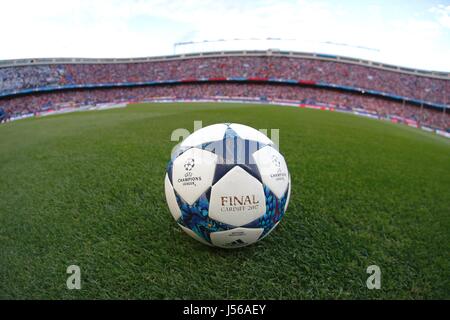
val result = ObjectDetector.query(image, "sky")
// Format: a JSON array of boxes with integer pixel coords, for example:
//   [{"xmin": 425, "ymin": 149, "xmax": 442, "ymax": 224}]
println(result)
[{"xmin": 1, "ymin": 0, "xmax": 450, "ymax": 71}]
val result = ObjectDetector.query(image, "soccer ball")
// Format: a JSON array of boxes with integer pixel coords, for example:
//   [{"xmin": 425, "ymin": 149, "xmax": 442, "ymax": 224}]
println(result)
[{"xmin": 164, "ymin": 123, "xmax": 291, "ymax": 248}]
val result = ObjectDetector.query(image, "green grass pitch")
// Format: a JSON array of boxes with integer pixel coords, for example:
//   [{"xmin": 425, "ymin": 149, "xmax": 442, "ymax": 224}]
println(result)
[{"xmin": 0, "ymin": 102, "xmax": 449, "ymax": 299}]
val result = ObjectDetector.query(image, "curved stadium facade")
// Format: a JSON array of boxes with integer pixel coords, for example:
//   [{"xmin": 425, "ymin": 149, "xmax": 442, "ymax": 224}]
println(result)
[{"xmin": 0, "ymin": 50, "xmax": 449, "ymax": 134}]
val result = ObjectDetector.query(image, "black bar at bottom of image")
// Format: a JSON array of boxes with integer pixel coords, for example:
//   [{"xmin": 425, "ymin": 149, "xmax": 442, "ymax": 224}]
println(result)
[{"xmin": 0, "ymin": 299, "xmax": 445, "ymax": 318}]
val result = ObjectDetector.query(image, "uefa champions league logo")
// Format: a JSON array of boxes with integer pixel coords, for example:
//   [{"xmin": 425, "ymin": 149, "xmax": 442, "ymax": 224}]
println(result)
[
  {"xmin": 270, "ymin": 154, "xmax": 285, "ymax": 177},
  {"xmin": 272, "ymin": 155, "xmax": 281, "ymax": 168},
  {"xmin": 184, "ymin": 158, "xmax": 195, "ymax": 171}
]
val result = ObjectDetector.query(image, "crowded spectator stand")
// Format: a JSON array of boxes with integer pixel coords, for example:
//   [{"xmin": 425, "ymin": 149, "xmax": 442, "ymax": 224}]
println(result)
[{"xmin": 0, "ymin": 50, "xmax": 448, "ymax": 133}]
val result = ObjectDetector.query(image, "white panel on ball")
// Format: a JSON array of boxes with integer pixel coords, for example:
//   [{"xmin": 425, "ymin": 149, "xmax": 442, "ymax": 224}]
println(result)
[
  {"xmin": 181, "ymin": 123, "xmax": 228, "ymax": 147},
  {"xmin": 285, "ymin": 174, "xmax": 291, "ymax": 212},
  {"xmin": 229, "ymin": 123, "xmax": 274, "ymax": 145},
  {"xmin": 178, "ymin": 224, "xmax": 212, "ymax": 246},
  {"xmin": 209, "ymin": 166, "xmax": 266, "ymax": 226},
  {"xmin": 253, "ymin": 146, "xmax": 289, "ymax": 199},
  {"xmin": 210, "ymin": 227, "xmax": 264, "ymax": 248},
  {"xmin": 172, "ymin": 148, "xmax": 218, "ymax": 205},
  {"xmin": 164, "ymin": 173, "xmax": 182, "ymax": 221}
]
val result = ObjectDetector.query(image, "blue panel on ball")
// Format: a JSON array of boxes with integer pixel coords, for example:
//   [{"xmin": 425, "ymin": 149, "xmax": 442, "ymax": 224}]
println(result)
[
  {"xmin": 166, "ymin": 159, "xmax": 174, "ymax": 185},
  {"xmin": 243, "ymin": 184, "xmax": 288, "ymax": 237},
  {"xmin": 202, "ymin": 135, "xmax": 267, "ymax": 185},
  {"xmin": 212, "ymin": 163, "xmax": 262, "ymax": 185},
  {"xmin": 175, "ymin": 189, "xmax": 233, "ymax": 244},
  {"xmin": 223, "ymin": 126, "xmax": 239, "ymax": 139},
  {"xmin": 171, "ymin": 145, "xmax": 192, "ymax": 160}
]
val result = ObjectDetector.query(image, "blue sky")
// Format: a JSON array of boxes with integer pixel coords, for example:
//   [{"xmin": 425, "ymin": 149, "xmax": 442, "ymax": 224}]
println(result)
[{"xmin": 1, "ymin": 0, "xmax": 450, "ymax": 71}]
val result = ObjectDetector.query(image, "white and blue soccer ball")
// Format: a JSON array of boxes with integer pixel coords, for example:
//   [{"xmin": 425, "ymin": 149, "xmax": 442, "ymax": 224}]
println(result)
[{"xmin": 164, "ymin": 123, "xmax": 291, "ymax": 248}]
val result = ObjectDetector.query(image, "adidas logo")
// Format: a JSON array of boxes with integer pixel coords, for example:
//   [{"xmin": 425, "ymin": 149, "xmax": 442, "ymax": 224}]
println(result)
[{"xmin": 226, "ymin": 239, "xmax": 247, "ymax": 247}]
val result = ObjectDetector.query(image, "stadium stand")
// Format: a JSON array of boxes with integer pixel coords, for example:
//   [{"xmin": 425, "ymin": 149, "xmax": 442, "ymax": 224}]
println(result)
[
  {"xmin": 0, "ymin": 107, "xmax": 6, "ymax": 123},
  {"xmin": 0, "ymin": 50, "xmax": 449, "ymax": 131}
]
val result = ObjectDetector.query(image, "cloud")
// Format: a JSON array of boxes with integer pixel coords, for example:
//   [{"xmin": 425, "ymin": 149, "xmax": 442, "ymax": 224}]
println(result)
[{"xmin": 429, "ymin": 4, "xmax": 450, "ymax": 28}]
